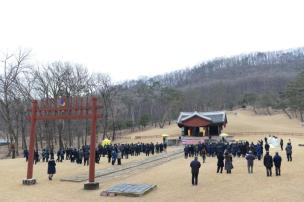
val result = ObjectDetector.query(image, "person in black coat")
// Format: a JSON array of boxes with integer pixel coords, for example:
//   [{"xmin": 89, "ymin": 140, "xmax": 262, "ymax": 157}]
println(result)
[
  {"xmin": 42, "ymin": 149, "xmax": 46, "ymax": 162},
  {"xmin": 23, "ymin": 149, "xmax": 29, "ymax": 162},
  {"xmin": 56, "ymin": 149, "xmax": 60, "ymax": 162},
  {"xmin": 285, "ymin": 143, "xmax": 292, "ymax": 162},
  {"xmin": 190, "ymin": 156, "xmax": 201, "ymax": 185},
  {"xmin": 95, "ymin": 149, "xmax": 100, "ymax": 164},
  {"xmin": 60, "ymin": 149, "xmax": 65, "ymax": 162},
  {"xmin": 45, "ymin": 149, "xmax": 49, "ymax": 162},
  {"xmin": 47, "ymin": 157, "xmax": 56, "ymax": 180},
  {"xmin": 184, "ymin": 146, "xmax": 189, "ymax": 159},
  {"xmin": 202, "ymin": 148, "xmax": 206, "ymax": 163},
  {"xmin": 217, "ymin": 152, "xmax": 224, "ymax": 173},
  {"xmin": 263, "ymin": 152, "xmax": 273, "ymax": 177},
  {"xmin": 265, "ymin": 143, "xmax": 270, "ymax": 152},
  {"xmin": 50, "ymin": 148, "xmax": 54, "ymax": 160},
  {"xmin": 273, "ymin": 152, "xmax": 282, "ymax": 176},
  {"xmin": 34, "ymin": 150, "xmax": 39, "ymax": 164},
  {"xmin": 107, "ymin": 146, "xmax": 112, "ymax": 163},
  {"xmin": 83, "ymin": 148, "xmax": 90, "ymax": 166},
  {"xmin": 150, "ymin": 143, "xmax": 154, "ymax": 155}
]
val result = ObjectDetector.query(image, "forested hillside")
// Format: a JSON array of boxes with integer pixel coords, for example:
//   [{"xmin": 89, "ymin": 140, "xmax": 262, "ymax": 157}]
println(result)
[
  {"xmin": 119, "ymin": 48, "xmax": 304, "ymax": 124},
  {"xmin": 1, "ymin": 47, "xmax": 304, "ymax": 152}
]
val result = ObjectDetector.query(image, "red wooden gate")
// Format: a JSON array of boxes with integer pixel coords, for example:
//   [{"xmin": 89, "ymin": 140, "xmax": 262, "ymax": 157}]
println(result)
[{"xmin": 22, "ymin": 96, "xmax": 101, "ymax": 190}]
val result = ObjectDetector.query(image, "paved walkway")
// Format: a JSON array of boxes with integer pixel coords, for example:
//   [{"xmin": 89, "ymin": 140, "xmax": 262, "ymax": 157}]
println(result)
[{"xmin": 61, "ymin": 147, "xmax": 183, "ymax": 183}]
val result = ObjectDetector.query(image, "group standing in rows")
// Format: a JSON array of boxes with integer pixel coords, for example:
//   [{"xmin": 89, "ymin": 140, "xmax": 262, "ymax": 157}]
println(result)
[{"xmin": 189, "ymin": 137, "xmax": 293, "ymax": 185}]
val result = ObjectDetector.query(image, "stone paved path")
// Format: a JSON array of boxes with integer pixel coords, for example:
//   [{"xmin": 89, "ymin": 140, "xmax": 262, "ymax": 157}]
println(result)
[{"xmin": 61, "ymin": 147, "xmax": 183, "ymax": 183}]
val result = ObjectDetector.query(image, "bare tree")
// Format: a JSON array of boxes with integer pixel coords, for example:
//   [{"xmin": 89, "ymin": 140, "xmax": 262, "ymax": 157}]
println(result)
[{"xmin": 0, "ymin": 50, "xmax": 31, "ymax": 157}]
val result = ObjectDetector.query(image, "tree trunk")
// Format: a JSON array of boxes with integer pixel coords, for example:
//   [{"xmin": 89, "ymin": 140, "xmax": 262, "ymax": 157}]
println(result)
[
  {"xmin": 6, "ymin": 132, "xmax": 10, "ymax": 156},
  {"xmin": 38, "ymin": 125, "xmax": 43, "ymax": 150},
  {"xmin": 68, "ymin": 120, "xmax": 72, "ymax": 147},
  {"xmin": 16, "ymin": 118, "xmax": 19, "ymax": 155},
  {"xmin": 45, "ymin": 121, "xmax": 51, "ymax": 149},
  {"xmin": 112, "ymin": 126, "xmax": 116, "ymax": 141},
  {"xmin": 158, "ymin": 120, "xmax": 166, "ymax": 128},
  {"xmin": 7, "ymin": 117, "xmax": 17, "ymax": 156},
  {"xmin": 21, "ymin": 111, "xmax": 27, "ymax": 150},
  {"xmin": 253, "ymin": 106, "xmax": 258, "ymax": 114},
  {"xmin": 35, "ymin": 132, "xmax": 39, "ymax": 151},
  {"xmin": 110, "ymin": 108, "xmax": 116, "ymax": 141},
  {"xmin": 81, "ymin": 127, "xmax": 84, "ymax": 146},
  {"xmin": 58, "ymin": 123, "xmax": 64, "ymax": 149},
  {"xmin": 103, "ymin": 104, "xmax": 108, "ymax": 139},
  {"xmin": 52, "ymin": 121, "xmax": 56, "ymax": 146},
  {"xmin": 282, "ymin": 108, "xmax": 292, "ymax": 119},
  {"xmin": 131, "ymin": 107, "xmax": 135, "ymax": 132},
  {"xmin": 77, "ymin": 133, "xmax": 80, "ymax": 149},
  {"xmin": 150, "ymin": 105, "xmax": 154, "ymax": 127},
  {"xmin": 85, "ymin": 119, "xmax": 88, "ymax": 145},
  {"xmin": 21, "ymin": 123, "xmax": 27, "ymax": 150},
  {"xmin": 300, "ymin": 111, "xmax": 304, "ymax": 122}
]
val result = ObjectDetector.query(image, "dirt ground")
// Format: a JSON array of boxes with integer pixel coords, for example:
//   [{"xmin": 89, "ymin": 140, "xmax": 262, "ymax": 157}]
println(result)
[{"xmin": 1, "ymin": 109, "xmax": 304, "ymax": 202}]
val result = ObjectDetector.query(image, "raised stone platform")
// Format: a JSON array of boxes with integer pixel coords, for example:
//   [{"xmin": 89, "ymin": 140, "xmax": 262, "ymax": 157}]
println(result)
[
  {"xmin": 101, "ymin": 183, "xmax": 157, "ymax": 197},
  {"xmin": 22, "ymin": 178, "xmax": 37, "ymax": 185},
  {"xmin": 84, "ymin": 181, "xmax": 99, "ymax": 190}
]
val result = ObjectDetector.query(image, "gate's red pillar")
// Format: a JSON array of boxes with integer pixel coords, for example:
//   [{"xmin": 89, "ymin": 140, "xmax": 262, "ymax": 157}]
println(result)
[
  {"xmin": 84, "ymin": 97, "xmax": 99, "ymax": 190},
  {"xmin": 89, "ymin": 97, "xmax": 97, "ymax": 182},
  {"xmin": 23, "ymin": 100, "xmax": 37, "ymax": 185}
]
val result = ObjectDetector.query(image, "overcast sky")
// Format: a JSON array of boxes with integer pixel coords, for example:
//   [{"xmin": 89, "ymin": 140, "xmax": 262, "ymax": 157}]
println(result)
[{"xmin": 1, "ymin": 0, "xmax": 304, "ymax": 82}]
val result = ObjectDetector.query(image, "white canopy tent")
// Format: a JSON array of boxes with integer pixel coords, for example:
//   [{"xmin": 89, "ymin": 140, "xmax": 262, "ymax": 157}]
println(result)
[{"xmin": 268, "ymin": 136, "xmax": 280, "ymax": 148}]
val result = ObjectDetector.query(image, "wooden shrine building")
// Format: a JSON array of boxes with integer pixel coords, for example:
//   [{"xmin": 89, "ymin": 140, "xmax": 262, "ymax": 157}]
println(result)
[{"xmin": 177, "ymin": 111, "xmax": 227, "ymax": 144}]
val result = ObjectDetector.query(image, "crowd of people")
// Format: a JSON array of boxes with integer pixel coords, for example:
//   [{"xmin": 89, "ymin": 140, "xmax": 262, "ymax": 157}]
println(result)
[
  {"xmin": 22, "ymin": 136, "xmax": 293, "ymax": 184},
  {"xmin": 184, "ymin": 140, "xmax": 264, "ymax": 160},
  {"xmin": 24, "ymin": 142, "xmax": 167, "ymax": 166},
  {"xmin": 23, "ymin": 142, "xmax": 167, "ymax": 180},
  {"xmin": 189, "ymin": 137, "xmax": 293, "ymax": 185}
]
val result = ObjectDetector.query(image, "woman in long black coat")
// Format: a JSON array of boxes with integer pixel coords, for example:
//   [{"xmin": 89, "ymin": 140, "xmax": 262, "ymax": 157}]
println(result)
[
  {"xmin": 217, "ymin": 152, "xmax": 224, "ymax": 173},
  {"xmin": 47, "ymin": 157, "xmax": 56, "ymax": 180}
]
